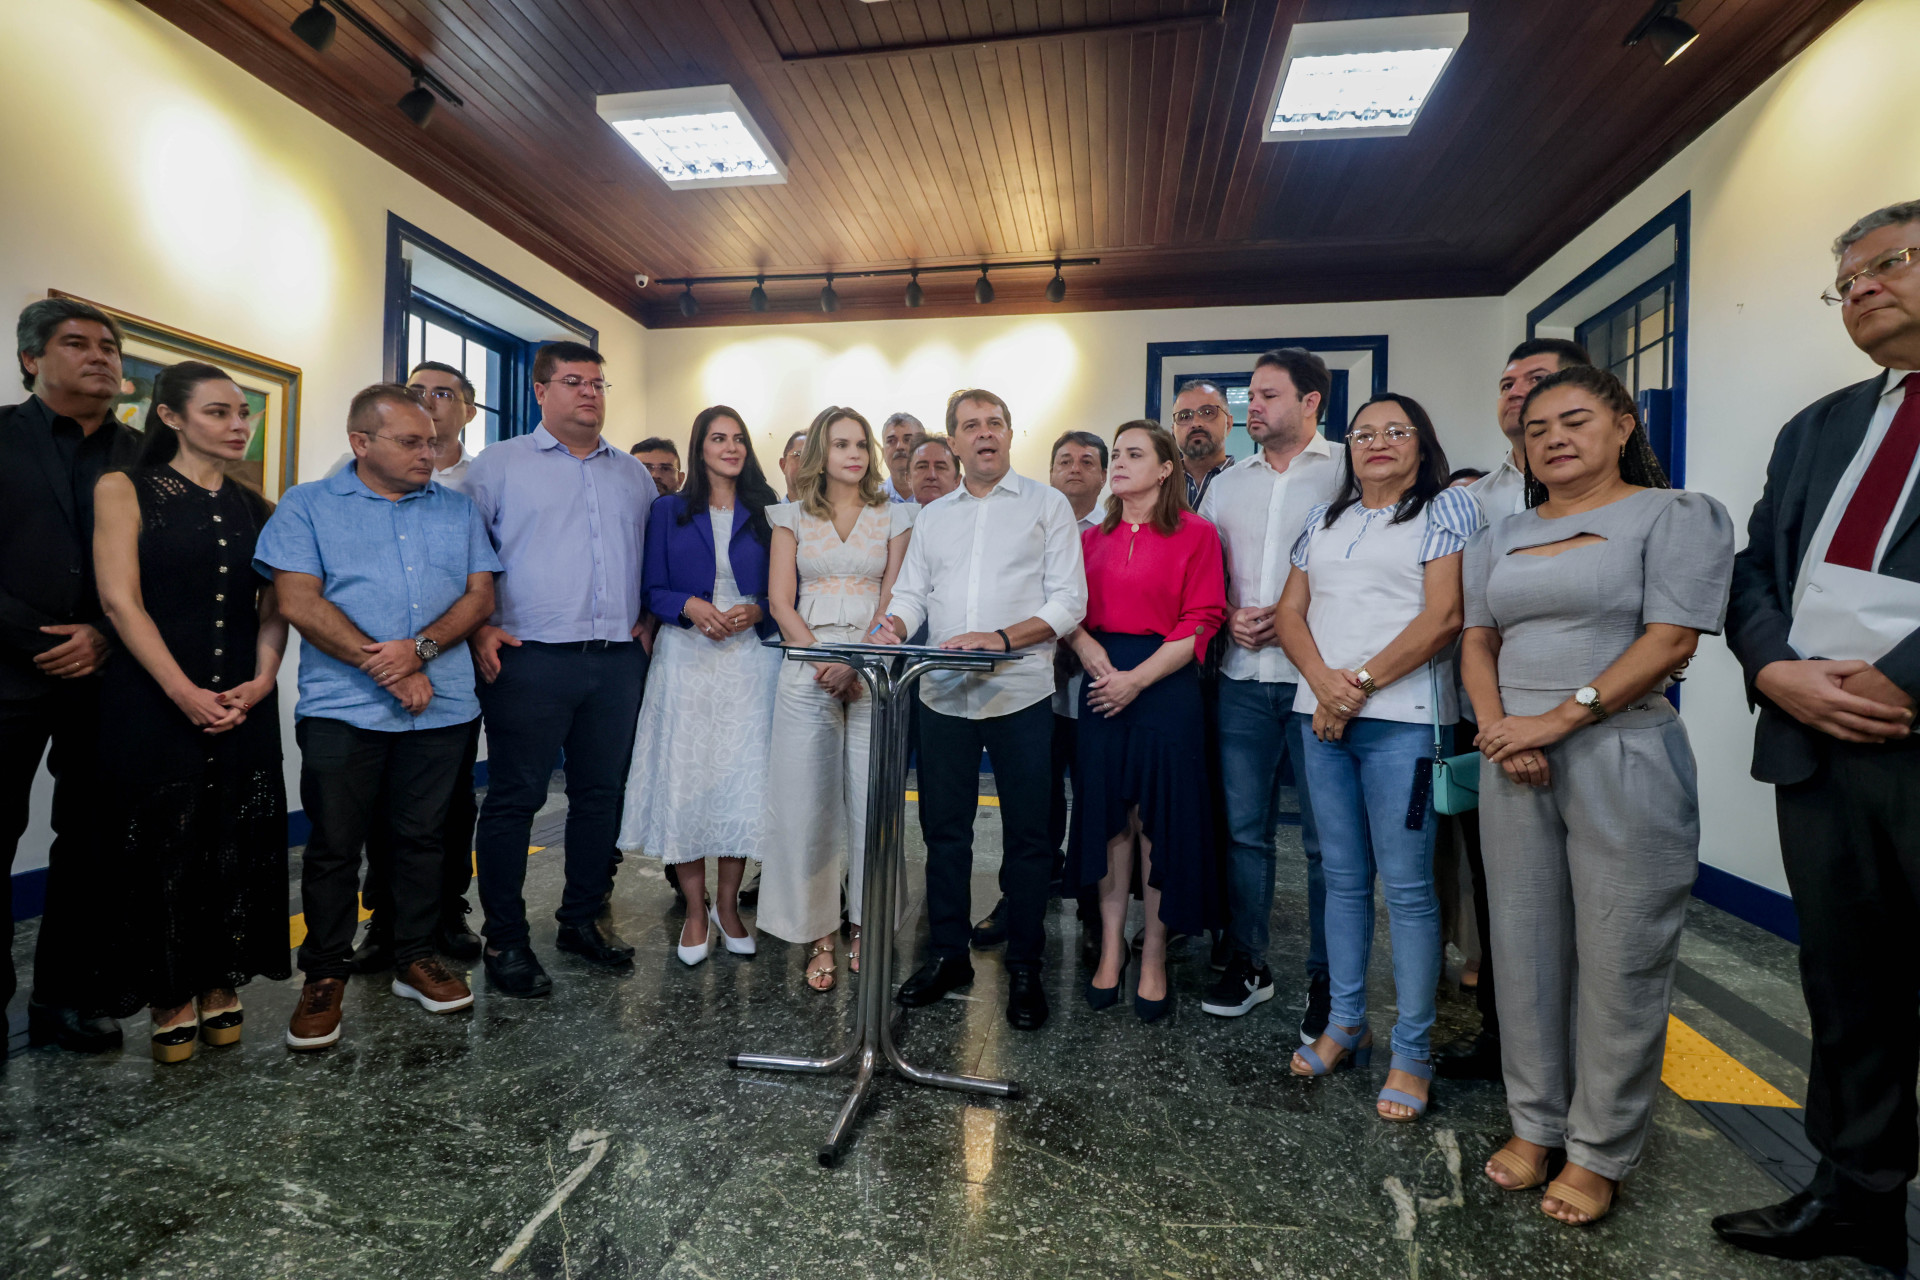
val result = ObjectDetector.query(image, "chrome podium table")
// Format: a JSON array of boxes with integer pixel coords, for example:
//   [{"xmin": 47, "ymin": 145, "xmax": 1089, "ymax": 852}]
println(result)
[{"xmin": 730, "ymin": 640, "xmax": 1025, "ymax": 1167}]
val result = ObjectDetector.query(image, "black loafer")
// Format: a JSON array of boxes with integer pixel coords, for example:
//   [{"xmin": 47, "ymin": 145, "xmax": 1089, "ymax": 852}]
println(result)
[
  {"xmin": 556, "ymin": 919, "xmax": 635, "ymax": 969},
  {"xmin": 483, "ymin": 946, "xmax": 553, "ymax": 998},
  {"xmin": 969, "ymin": 898, "xmax": 1008, "ymax": 950},
  {"xmin": 896, "ymin": 956, "xmax": 974, "ymax": 1007},
  {"xmin": 1435, "ymin": 1030, "xmax": 1504, "ymax": 1080},
  {"xmin": 27, "ymin": 1002, "xmax": 123, "ymax": 1054},
  {"xmin": 434, "ymin": 912, "xmax": 483, "ymax": 963},
  {"xmin": 1711, "ymin": 1187, "xmax": 1907, "ymax": 1273},
  {"xmin": 1006, "ymin": 969, "xmax": 1050, "ymax": 1031},
  {"xmin": 348, "ymin": 929, "xmax": 394, "ymax": 974}
]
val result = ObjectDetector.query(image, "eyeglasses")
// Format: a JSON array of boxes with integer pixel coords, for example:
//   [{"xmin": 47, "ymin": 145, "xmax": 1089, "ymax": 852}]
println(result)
[
  {"xmin": 371, "ymin": 432, "xmax": 448, "ymax": 456},
  {"xmin": 1346, "ymin": 426, "xmax": 1417, "ymax": 448},
  {"xmin": 539, "ymin": 376, "xmax": 611, "ymax": 394},
  {"xmin": 1172, "ymin": 405, "xmax": 1226, "ymax": 426},
  {"xmin": 1823, "ymin": 246, "xmax": 1918, "ymax": 306},
  {"xmin": 409, "ymin": 386, "xmax": 468, "ymax": 404}
]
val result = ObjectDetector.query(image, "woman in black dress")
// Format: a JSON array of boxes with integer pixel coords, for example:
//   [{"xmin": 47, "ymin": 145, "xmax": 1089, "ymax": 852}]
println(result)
[{"xmin": 94, "ymin": 361, "xmax": 290, "ymax": 1063}]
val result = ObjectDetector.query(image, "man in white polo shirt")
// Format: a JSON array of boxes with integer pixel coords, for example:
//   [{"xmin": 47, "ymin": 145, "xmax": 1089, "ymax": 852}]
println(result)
[
  {"xmin": 880, "ymin": 389, "xmax": 1086, "ymax": 1032},
  {"xmin": 1197, "ymin": 349, "xmax": 1342, "ymax": 1033}
]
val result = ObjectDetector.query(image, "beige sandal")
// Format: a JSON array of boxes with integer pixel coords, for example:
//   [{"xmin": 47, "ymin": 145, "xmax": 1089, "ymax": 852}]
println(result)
[
  {"xmin": 1486, "ymin": 1141, "xmax": 1555, "ymax": 1191},
  {"xmin": 1542, "ymin": 1174, "xmax": 1616, "ymax": 1225},
  {"xmin": 848, "ymin": 926, "xmax": 862, "ymax": 975},
  {"xmin": 805, "ymin": 942, "xmax": 836, "ymax": 992}
]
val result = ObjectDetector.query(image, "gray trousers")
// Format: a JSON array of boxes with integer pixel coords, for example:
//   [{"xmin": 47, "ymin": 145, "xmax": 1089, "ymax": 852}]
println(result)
[{"xmin": 1480, "ymin": 701, "xmax": 1699, "ymax": 1181}]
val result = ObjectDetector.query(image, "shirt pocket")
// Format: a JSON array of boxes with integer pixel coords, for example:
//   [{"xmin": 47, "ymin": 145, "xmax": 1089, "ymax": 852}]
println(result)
[{"xmin": 425, "ymin": 519, "xmax": 470, "ymax": 575}]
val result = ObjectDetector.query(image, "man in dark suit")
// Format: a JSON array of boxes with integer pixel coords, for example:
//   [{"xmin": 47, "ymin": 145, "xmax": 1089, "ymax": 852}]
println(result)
[
  {"xmin": 1715, "ymin": 199, "xmax": 1920, "ymax": 1275},
  {"xmin": 2, "ymin": 298, "xmax": 141, "ymax": 1054}
]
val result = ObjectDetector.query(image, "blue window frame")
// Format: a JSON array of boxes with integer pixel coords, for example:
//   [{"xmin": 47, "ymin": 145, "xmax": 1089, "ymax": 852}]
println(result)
[
  {"xmin": 406, "ymin": 293, "xmax": 516, "ymax": 452},
  {"xmin": 1145, "ymin": 336, "xmax": 1387, "ymax": 444}
]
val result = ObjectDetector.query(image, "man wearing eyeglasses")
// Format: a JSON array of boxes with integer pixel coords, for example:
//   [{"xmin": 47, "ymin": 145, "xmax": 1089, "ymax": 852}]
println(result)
[
  {"xmin": 1172, "ymin": 378, "xmax": 1236, "ymax": 510},
  {"xmin": 256, "ymin": 385, "xmax": 502, "ymax": 1050},
  {"xmin": 1715, "ymin": 199, "xmax": 1920, "ymax": 1276},
  {"xmin": 465, "ymin": 341, "xmax": 656, "ymax": 999}
]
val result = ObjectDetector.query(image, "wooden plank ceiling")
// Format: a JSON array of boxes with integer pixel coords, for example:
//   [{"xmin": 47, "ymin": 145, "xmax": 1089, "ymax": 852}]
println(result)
[{"xmin": 144, "ymin": 0, "xmax": 1860, "ymax": 327}]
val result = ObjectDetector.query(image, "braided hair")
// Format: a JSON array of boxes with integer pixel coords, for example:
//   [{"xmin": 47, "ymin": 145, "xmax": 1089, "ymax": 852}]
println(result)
[{"xmin": 1517, "ymin": 365, "xmax": 1669, "ymax": 508}]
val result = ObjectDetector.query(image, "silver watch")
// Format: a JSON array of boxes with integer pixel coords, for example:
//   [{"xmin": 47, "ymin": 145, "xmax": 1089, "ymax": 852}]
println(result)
[
  {"xmin": 414, "ymin": 636, "xmax": 442, "ymax": 663},
  {"xmin": 1574, "ymin": 685, "xmax": 1608, "ymax": 721}
]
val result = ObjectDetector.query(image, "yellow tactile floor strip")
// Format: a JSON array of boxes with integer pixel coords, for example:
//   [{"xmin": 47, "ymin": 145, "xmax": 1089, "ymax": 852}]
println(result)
[
  {"xmin": 903, "ymin": 790, "xmax": 999, "ymax": 807},
  {"xmin": 1661, "ymin": 1014, "xmax": 1800, "ymax": 1107}
]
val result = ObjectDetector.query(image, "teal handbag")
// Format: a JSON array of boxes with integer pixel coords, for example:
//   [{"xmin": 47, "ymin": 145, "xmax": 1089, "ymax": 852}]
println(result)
[{"xmin": 1429, "ymin": 665, "xmax": 1480, "ymax": 816}]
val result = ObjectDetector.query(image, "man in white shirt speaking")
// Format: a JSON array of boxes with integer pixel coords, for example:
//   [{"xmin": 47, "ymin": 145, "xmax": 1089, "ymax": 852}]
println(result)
[{"xmin": 880, "ymin": 389, "xmax": 1088, "ymax": 1031}]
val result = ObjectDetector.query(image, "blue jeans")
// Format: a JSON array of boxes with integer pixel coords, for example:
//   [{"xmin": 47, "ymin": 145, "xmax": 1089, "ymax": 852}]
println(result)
[
  {"xmin": 1297, "ymin": 715, "xmax": 1443, "ymax": 1061},
  {"xmin": 1216, "ymin": 677, "xmax": 1323, "ymax": 974}
]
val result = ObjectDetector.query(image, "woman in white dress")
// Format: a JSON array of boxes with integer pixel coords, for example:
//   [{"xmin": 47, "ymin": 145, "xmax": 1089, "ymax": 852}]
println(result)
[
  {"xmin": 758, "ymin": 406, "xmax": 916, "ymax": 991},
  {"xmin": 619, "ymin": 406, "xmax": 784, "ymax": 966}
]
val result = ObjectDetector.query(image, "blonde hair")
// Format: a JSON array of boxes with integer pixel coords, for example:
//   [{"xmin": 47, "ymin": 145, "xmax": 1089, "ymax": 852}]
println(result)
[{"xmin": 795, "ymin": 405, "xmax": 887, "ymax": 519}]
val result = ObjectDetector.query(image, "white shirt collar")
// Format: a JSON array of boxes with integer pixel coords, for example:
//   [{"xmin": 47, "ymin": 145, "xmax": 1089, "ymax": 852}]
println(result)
[
  {"xmin": 955, "ymin": 468, "xmax": 1025, "ymax": 501},
  {"xmin": 1244, "ymin": 433, "xmax": 1332, "ymax": 474},
  {"xmin": 1885, "ymin": 368, "xmax": 1915, "ymax": 397}
]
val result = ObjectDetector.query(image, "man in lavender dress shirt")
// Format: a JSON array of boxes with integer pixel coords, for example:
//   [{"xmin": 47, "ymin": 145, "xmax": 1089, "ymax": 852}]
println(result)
[{"xmin": 465, "ymin": 342, "xmax": 656, "ymax": 997}]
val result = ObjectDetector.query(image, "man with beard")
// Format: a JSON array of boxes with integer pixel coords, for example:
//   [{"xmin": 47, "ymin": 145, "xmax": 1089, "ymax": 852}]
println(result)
[{"xmin": 1173, "ymin": 378, "xmax": 1236, "ymax": 510}]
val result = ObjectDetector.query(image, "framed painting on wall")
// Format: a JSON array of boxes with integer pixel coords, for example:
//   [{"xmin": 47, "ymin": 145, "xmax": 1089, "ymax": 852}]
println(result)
[{"xmin": 47, "ymin": 290, "xmax": 302, "ymax": 500}]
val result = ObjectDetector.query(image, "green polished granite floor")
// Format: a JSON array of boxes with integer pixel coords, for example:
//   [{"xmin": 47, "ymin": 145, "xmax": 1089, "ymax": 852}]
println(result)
[{"xmin": 0, "ymin": 784, "xmax": 1883, "ymax": 1280}]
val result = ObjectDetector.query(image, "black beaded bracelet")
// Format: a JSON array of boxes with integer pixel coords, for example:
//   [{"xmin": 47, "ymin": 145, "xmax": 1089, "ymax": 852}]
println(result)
[{"xmin": 996, "ymin": 629, "xmax": 1012, "ymax": 652}]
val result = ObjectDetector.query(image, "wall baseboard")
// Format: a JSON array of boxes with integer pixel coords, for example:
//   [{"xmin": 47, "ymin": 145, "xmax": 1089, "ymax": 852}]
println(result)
[
  {"xmin": 1692, "ymin": 862, "xmax": 1800, "ymax": 944},
  {"xmin": 10, "ymin": 761, "xmax": 492, "ymax": 923}
]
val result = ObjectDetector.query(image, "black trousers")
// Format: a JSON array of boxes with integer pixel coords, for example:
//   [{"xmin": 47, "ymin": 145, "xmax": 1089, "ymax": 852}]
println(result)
[
  {"xmin": 1777, "ymin": 738, "xmax": 1920, "ymax": 1198},
  {"xmin": 919, "ymin": 698, "xmax": 1054, "ymax": 969},
  {"xmin": 474, "ymin": 641, "xmax": 645, "ymax": 950},
  {"xmin": 360, "ymin": 715, "xmax": 483, "ymax": 937},
  {"xmin": 0, "ymin": 681, "xmax": 106, "ymax": 1010},
  {"xmin": 295, "ymin": 717, "xmax": 471, "ymax": 980}
]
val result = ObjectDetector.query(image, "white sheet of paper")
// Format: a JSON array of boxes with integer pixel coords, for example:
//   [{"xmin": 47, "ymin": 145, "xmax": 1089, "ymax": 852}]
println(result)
[{"xmin": 1788, "ymin": 560, "xmax": 1920, "ymax": 662}]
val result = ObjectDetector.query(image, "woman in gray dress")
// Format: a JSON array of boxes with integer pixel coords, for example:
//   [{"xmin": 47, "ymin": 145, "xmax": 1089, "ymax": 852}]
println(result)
[{"xmin": 1461, "ymin": 365, "xmax": 1734, "ymax": 1227}]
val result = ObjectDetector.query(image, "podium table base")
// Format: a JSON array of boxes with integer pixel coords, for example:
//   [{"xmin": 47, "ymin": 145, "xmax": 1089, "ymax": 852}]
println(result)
[{"xmin": 730, "ymin": 643, "xmax": 1021, "ymax": 1167}]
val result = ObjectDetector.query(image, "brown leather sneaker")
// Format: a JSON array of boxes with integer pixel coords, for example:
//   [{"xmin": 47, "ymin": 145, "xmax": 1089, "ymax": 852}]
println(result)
[
  {"xmin": 285, "ymin": 978, "xmax": 346, "ymax": 1051},
  {"xmin": 392, "ymin": 958, "xmax": 474, "ymax": 1014}
]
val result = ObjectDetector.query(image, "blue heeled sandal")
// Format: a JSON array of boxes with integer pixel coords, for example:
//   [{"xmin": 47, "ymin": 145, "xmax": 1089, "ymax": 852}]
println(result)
[
  {"xmin": 1377, "ymin": 1053, "xmax": 1434, "ymax": 1122},
  {"xmin": 1293, "ymin": 1022, "xmax": 1371, "ymax": 1075},
  {"xmin": 1085, "ymin": 952, "xmax": 1128, "ymax": 1011}
]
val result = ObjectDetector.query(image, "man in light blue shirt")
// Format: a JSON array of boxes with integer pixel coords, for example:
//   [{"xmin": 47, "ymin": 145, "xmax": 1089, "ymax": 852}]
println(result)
[
  {"xmin": 254, "ymin": 384, "xmax": 501, "ymax": 1051},
  {"xmin": 465, "ymin": 341, "xmax": 655, "ymax": 997}
]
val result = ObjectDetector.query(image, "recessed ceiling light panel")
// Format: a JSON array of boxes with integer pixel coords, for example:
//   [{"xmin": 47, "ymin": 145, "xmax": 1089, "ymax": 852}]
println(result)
[
  {"xmin": 1263, "ymin": 13, "xmax": 1468, "ymax": 143},
  {"xmin": 596, "ymin": 85, "xmax": 787, "ymax": 189}
]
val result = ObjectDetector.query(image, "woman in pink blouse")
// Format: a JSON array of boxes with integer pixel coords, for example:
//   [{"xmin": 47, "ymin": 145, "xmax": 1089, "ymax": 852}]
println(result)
[{"xmin": 1066, "ymin": 420, "xmax": 1228, "ymax": 1021}]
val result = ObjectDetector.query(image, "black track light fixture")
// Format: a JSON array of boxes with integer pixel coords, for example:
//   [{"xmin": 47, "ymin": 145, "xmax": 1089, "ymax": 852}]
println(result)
[
  {"xmin": 820, "ymin": 275, "xmax": 839, "ymax": 313},
  {"xmin": 904, "ymin": 270, "xmax": 924, "ymax": 308},
  {"xmin": 290, "ymin": 2, "xmax": 337, "ymax": 51},
  {"xmin": 290, "ymin": 1, "xmax": 463, "ymax": 122},
  {"xmin": 397, "ymin": 79, "xmax": 436, "ymax": 128},
  {"xmin": 654, "ymin": 255, "xmax": 1099, "ymax": 317},
  {"xmin": 749, "ymin": 277, "xmax": 768, "ymax": 312},
  {"xmin": 678, "ymin": 285, "xmax": 699, "ymax": 318},
  {"xmin": 974, "ymin": 267, "xmax": 994, "ymax": 305},
  {"xmin": 1045, "ymin": 259, "xmax": 1066, "ymax": 304},
  {"xmin": 1625, "ymin": 2, "xmax": 1699, "ymax": 65}
]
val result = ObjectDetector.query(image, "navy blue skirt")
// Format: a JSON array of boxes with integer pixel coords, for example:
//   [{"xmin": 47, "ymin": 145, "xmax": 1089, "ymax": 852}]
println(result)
[{"xmin": 1067, "ymin": 631, "xmax": 1216, "ymax": 937}]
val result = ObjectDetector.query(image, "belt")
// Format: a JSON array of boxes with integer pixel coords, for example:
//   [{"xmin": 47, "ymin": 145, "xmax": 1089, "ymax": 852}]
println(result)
[{"xmin": 521, "ymin": 638, "xmax": 631, "ymax": 652}]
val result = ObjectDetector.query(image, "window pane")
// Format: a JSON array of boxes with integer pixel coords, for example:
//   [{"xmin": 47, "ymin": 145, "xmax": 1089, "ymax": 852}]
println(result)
[
  {"xmin": 1638, "ymin": 300, "xmax": 1666, "ymax": 344},
  {"xmin": 470, "ymin": 407, "xmax": 499, "ymax": 455},
  {"xmin": 408, "ymin": 315, "xmax": 424, "ymax": 372},
  {"xmin": 421, "ymin": 318, "xmax": 463, "ymax": 369}
]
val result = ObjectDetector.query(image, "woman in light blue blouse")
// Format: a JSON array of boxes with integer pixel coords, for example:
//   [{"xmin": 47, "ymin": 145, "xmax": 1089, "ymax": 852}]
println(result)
[{"xmin": 1274, "ymin": 393, "xmax": 1483, "ymax": 1123}]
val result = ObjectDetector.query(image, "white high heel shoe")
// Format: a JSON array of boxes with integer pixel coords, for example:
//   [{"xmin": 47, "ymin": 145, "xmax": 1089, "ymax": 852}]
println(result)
[
  {"xmin": 712, "ymin": 904, "xmax": 756, "ymax": 957},
  {"xmin": 677, "ymin": 911, "xmax": 712, "ymax": 967}
]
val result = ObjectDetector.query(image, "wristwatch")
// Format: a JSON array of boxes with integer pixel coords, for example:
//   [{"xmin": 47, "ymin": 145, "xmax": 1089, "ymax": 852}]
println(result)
[
  {"xmin": 1574, "ymin": 685, "xmax": 1609, "ymax": 721},
  {"xmin": 414, "ymin": 636, "xmax": 442, "ymax": 663},
  {"xmin": 1355, "ymin": 668, "xmax": 1380, "ymax": 697}
]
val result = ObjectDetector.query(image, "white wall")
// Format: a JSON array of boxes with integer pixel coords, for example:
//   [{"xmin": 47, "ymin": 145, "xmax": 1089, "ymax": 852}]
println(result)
[
  {"xmin": 0, "ymin": 0, "xmax": 650, "ymax": 875},
  {"xmin": 1501, "ymin": 0, "xmax": 1920, "ymax": 893},
  {"xmin": 640, "ymin": 299, "xmax": 1508, "ymax": 480}
]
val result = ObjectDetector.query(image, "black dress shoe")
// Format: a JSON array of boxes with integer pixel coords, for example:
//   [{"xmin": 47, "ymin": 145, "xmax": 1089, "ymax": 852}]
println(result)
[
  {"xmin": 1435, "ymin": 1030, "xmax": 1504, "ymax": 1081},
  {"xmin": 556, "ymin": 918, "xmax": 636, "ymax": 969},
  {"xmin": 896, "ymin": 956, "xmax": 974, "ymax": 1007},
  {"xmin": 348, "ymin": 929, "xmax": 394, "ymax": 974},
  {"xmin": 1007, "ymin": 969, "xmax": 1050, "ymax": 1031},
  {"xmin": 484, "ymin": 946, "xmax": 553, "ymax": 998},
  {"xmin": 1712, "ymin": 1187, "xmax": 1908, "ymax": 1273},
  {"xmin": 27, "ymin": 1003, "xmax": 122, "ymax": 1053},
  {"xmin": 434, "ymin": 912, "xmax": 483, "ymax": 963},
  {"xmin": 970, "ymin": 898, "xmax": 1008, "ymax": 950},
  {"xmin": 1299, "ymin": 970, "xmax": 1332, "ymax": 1044}
]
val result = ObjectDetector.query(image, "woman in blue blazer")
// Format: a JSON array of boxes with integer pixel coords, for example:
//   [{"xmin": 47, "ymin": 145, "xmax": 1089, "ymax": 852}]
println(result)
[{"xmin": 618, "ymin": 406, "xmax": 784, "ymax": 965}]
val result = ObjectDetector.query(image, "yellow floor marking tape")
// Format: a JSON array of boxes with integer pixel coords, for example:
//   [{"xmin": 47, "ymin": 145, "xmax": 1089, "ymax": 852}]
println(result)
[
  {"xmin": 1661, "ymin": 1014, "xmax": 1800, "ymax": 1107},
  {"xmin": 288, "ymin": 846, "xmax": 544, "ymax": 949},
  {"xmin": 903, "ymin": 791, "xmax": 999, "ymax": 807}
]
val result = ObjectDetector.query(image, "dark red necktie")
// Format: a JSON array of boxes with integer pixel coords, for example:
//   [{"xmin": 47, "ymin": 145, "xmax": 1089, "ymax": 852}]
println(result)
[{"xmin": 1826, "ymin": 375, "xmax": 1920, "ymax": 571}]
